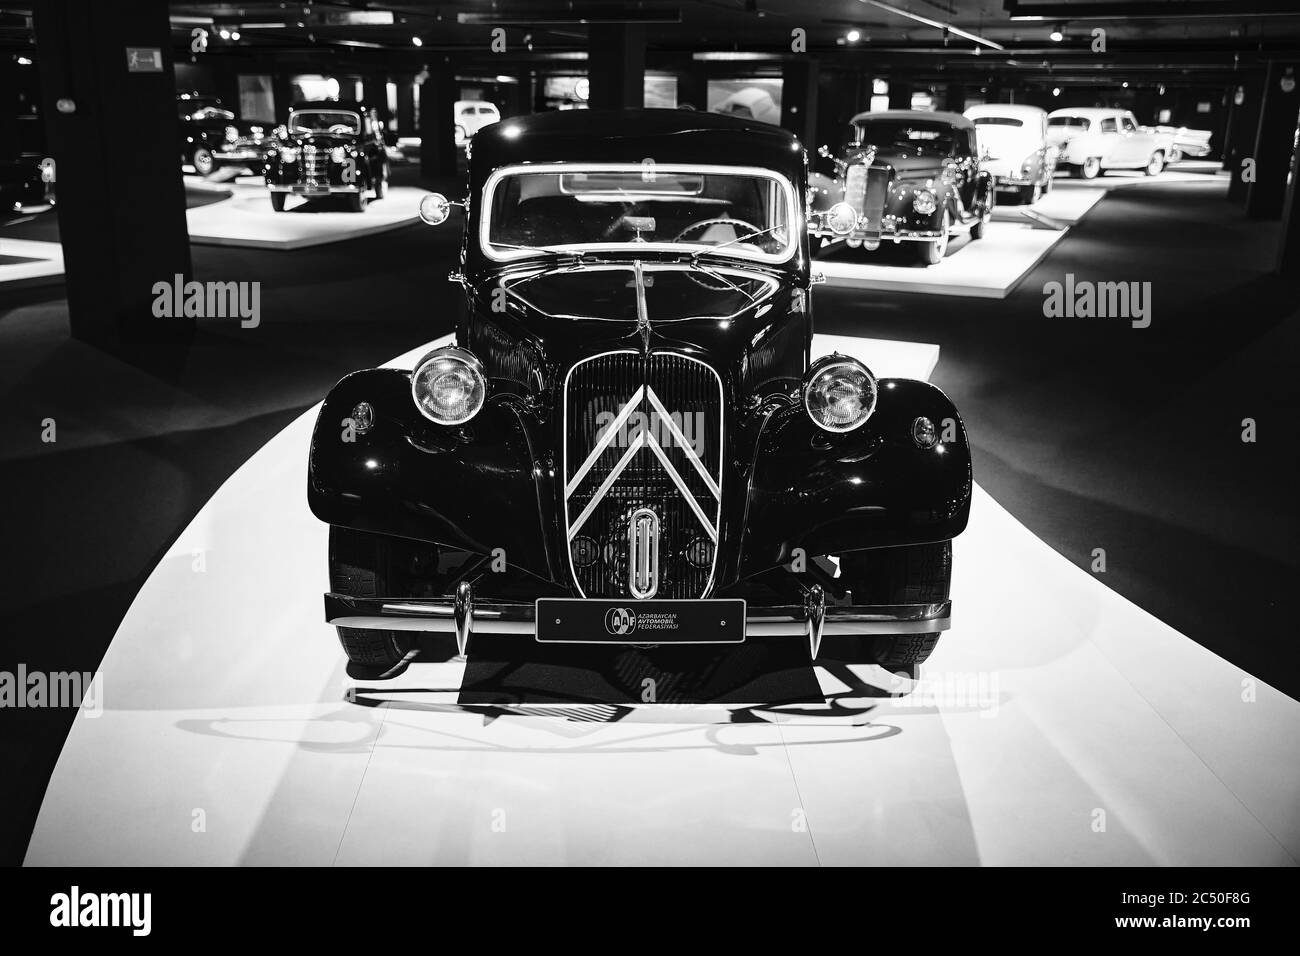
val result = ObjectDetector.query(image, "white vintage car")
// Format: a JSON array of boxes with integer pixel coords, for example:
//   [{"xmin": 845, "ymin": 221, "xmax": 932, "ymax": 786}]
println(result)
[
  {"xmin": 1146, "ymin": 125, "xmax": 1214, "ymax": 163},
  {"xmin": 964, "ymin": 104, "xmax": 1059, "ymax": 204},
  {"xmin": 1047, "ymin": 107, "xmax": 1167, "ymax": 178},
  {"xmin": 453, "ymin": 100, "xmax": 500, "ymax": 145}
]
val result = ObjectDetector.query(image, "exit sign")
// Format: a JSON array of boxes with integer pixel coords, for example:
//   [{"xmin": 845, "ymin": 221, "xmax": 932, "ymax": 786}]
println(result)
[{"xmin": 125, "ymin": 47, "xmax": 162, "ymax": 73}]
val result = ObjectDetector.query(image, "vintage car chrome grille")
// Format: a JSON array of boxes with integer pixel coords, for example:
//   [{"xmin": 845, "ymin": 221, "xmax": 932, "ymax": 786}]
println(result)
[
  {"xmin": 564, "ymin": 351, "xmax": 723, "ymax": 600},
  {"xmin": 302, "ymin": 145, "xmax": 329, "ymax": 184},
  {"xmin": 846, "ymin": 162, "xmax": 890, "ymax": 236}
]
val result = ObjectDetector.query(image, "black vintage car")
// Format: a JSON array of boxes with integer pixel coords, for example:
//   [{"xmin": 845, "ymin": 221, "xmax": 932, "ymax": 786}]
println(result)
[
  {"xmin": 308, "ymin": 110, "xmax": 972, "ymax": 679},
  {"xmin": 264, "ymin": 99, "xmax": 389, "ymax": 212},
  {"xmin": 176, "ymin": 92, "xmax": 268, "ymax": 176},
  {"xmin": 810, "ymin": 109, "xmax": 995, "ymax": 265}
]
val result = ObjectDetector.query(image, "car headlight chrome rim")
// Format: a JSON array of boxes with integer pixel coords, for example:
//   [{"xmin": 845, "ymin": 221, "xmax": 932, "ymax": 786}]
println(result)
[
  {"xmin": 330, "ymin": 146, "xmax": 347, "ymax": 164},
  {"xmin": 912, "ymin": 189, "xmax": 938, "ymax": 215},
  {"xmin": 280, "ymin": 146, "xmax": 298, "ymax": 163},
  {"xmin": 411, "ymin": 347, "xmax": 487, "ymax": 425},
  {"xmin": 803, "ymin": 355, "xmax": 878, "ymax": 433}
]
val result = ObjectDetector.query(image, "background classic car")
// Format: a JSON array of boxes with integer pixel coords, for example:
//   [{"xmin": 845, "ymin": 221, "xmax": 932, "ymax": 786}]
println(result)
[
  {"xmin": 810, "ymin": 109, "xmax": 995, "ymax": 265},
  {"xmin": 306, "ymin": 110, "xmax": 972, "ymax": 679},
  {"xmin": 1047, "ymin": 107, "xmax": 1167, "ymax": 178},
  {"xmin": 263, "ymin": 100, "xmax": 389, "ymax": 212},
  {"xmin": 176, "ymin": 92, "xmax": 268, "ymax": 176},
  {"xmin": 453, "ymin": 100, "xmax": 501, "ymax": 145},
  {"xmin": 964, "ymin": 103, "xmax": 1058, "ymax": 204}
]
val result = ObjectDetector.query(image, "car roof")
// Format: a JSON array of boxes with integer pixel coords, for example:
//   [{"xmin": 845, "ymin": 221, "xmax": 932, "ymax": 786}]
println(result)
[
  {"xmin": 469, "ymin": 108, "xmax": 805, "ymax": 182},
  {"xmin": 849, "ymin": 109, "xmax": 974, "ymax": 130},
  {"xmin": 964, "ymin": 104, "xmax": 1046, "ymax": 120},
  {"xmin": 1048, "ymin": 107, "xmax": 1128, "ymax": 119},
  {"xmin": 291, "ymin": 100, "xmax": 371, "ymax": 113}
]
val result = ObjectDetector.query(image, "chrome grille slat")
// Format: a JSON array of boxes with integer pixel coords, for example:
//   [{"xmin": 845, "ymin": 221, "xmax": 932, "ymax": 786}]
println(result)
[{"xmin": 564, "ymin": 352, "xmax": 723, "ymax": 599}]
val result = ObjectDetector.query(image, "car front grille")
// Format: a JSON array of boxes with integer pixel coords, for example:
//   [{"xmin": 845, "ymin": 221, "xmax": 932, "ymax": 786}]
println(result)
[
  {"xmin": 563, "ymin": 351, "xmax": 724, "ymax": 599},
  {"xmin": 846, "ymin": 162, "xmax": 890, "ymax": 236},
  {"xmin": 301, "ymin": 146, "xmax": 329, "ymax": 184}
]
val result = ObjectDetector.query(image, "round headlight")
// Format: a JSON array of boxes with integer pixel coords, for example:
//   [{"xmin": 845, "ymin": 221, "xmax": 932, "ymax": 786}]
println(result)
[
  {"xmin": 330, "ymin": 146, "xmax": 347, "ymax": 164},
  {"xmin": 224, "ymin": 125, "xmax": 239, "ymax": 143},
  {"xmin": 803, "ymin": 356, "xmax": 878, "ymax": 433},
  {"xmin": 411, "ymin": 347, "xmax": 486, "ymax": 425},
  {"xmin": 912, "ymin": 189, "xmax": 938, "ymax": 215},
  {"xmin": 280, "ymin": 146, "xmax": 298, "ymax": 163}
]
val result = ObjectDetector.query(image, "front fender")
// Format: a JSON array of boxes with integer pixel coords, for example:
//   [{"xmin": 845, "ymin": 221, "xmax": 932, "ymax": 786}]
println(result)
[
  {"xmin": 307, "ymin": 368, "xmax": 555, "ymax": 581},
  {"xmin": 737, "ymin": 379, "xmax": 972, "ymax": 578}
]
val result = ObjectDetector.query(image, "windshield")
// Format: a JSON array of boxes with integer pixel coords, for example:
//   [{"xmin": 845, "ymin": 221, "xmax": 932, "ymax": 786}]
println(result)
[
  {"xmin": 853, "ymin": 120, "xmax": 956, "ymax": 155},
  {"xmin": 1049, "ymin": 116, "xmax": 1091, "ymax": 131},
  {"xmin": 481, "ymin": 164, "xmax": 799, "ymax": 264},
  {"xmin": 289, "ymin": 110, "xmax": 361, "ymax": 135}
]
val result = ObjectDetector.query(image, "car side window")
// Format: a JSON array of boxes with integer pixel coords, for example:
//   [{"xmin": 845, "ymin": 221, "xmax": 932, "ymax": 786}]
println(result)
[
  {"xmin": 1100, "ymin": 117, "xmax": 1118, "ymax": 134},
  {"xmin": 1121, "ymin": 115, "xmax": 1138, "ymax": 133}
]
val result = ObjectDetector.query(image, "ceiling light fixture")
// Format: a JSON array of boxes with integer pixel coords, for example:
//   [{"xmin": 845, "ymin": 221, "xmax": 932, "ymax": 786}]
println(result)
[
  {"xmin": 1049, "ymin": 24, "xmax": 1064, "ymax": 41},
  {"xmin": 412, "ymin": 36, "xmax": 423, "ymax": 46},
  {"xmin": 855, "ymin": 0, "xmax": 1004, "ymax": 52},
  {"xmin": 846, "ymin": 29, "xmax": 861, "ymax": 42}
]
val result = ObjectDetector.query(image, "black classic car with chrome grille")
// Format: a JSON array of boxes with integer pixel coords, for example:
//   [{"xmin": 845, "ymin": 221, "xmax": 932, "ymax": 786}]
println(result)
[
  {"xmin": 307, "ymin": 109, "xmax": 972, "ymax": 679},
  {"xmin": 264, "ymin": 100, "xmax": 389, "ymax": 212},
  {"xmin": 810, "ymin": 109, "xmax": 995, "ymax": 265}
]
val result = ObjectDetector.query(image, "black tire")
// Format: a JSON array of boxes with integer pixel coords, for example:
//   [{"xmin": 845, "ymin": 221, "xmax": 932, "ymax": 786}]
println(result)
[
  {"xmin": 919, "ymin": 211, "xmax": 950, "ymax": 265},
  {"xmin": 191, "ymin": 145, "xmax": 215, "ymax": 177},
  {"xmin": 1145, "ymin": 151, "xmax": 1165, "ymax": 176},
  {"xmin": 329, "ymin": 526, "xmax": 409, "ymax": 674},
  {"xmin": 270, "ymin": 192, "xmax": 286, "ymax": 212},
  {"xmin": 346, "ymin": 189, "xmax": 367, "ymax": 213},
  {"xmin": 838, "ymin": 541, "xmax": 952, "ymax": 668},
  {"xmin": 1080, "ymin": 156, "xmax": 1102, "ymax": 179},
  {"xmin": 1020, "ymin": 182, "xmax": 1041, "ymax": 205},
  {"xmin": 373, "ymin": 164, "xmax": 388, "ymax": 200}
]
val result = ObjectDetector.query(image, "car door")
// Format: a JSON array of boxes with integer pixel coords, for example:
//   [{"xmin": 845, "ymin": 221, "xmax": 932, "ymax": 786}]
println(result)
[
  {"xmin": 1120, "ymin": 112, "xmax": 1154, "ymax": 165},
  {"xmin": 1095, "ymin": 114, "xmax": 1123, "ymax": 165}
]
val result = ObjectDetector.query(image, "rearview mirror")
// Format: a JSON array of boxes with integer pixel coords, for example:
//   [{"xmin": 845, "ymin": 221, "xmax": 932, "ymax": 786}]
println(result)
[
  {"xmin": 419, "ymin": 192, "xmax": 453, "ymax": 226},
  {"xmin": 823, "ymin": 202, "xmax": 858, "ymax": 237}
]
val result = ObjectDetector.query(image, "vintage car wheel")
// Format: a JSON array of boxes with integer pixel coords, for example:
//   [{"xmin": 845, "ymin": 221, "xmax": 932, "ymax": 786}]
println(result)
[
  {"xmin": 191, "ymin": 146, "xmax": 215, "ymax": 177},
  {"xmin": 838, "ymin": 542, "xmax": 952, "ymax": 668},
  {"xmin": 373, "ymin": 165, "xmax": 388, "ymax": 200},
  {"xmin": 270, "ymin": 193, "xmax": 287, "ymax": 212},
  {"xmin": 1145, "ymin": 151, "xmax": 1165, "ymax": 176},
  {"xmin": 1080, "ymin": 157, "xmax": 1102, "ymax": 179},
  {"xmin": 919, "ymin": 211, "xmax": 951, "ymax": 265},
  {"xmin": 346, "ymin": 190, "xmax": 368, "ymax": 213},
  {"xmin": 1020, "ymin": 182, "xmax": 1042, "ymax": 205},
  {"xmin": 1168, "ymin": 146, "xmax": 1184, "ymax": 164},
  {"xmin": 329, "ymin": 526, "xmax": 413, "ymax": 674}
]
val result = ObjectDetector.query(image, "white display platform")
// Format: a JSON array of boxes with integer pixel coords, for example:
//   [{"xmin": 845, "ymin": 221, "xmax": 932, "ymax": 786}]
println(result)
[
  {"xmin": 0, "ymin": 237, "xmax": 65, "ymax": 289},
  {"xmin": 186, "ymin": 184, "xmax": 428, "ymax": 250},
  {"xmin": 817, "ymin": 187, "xmax": 1107, "ymax": 300},
  {"xmin": 26, "ymin": 335, "xmax": 1299, "ymax": 866}
]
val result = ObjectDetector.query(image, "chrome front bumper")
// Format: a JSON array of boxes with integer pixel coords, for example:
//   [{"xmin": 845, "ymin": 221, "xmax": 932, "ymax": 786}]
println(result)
[
  {"xmin": 325, "ymin": 587, "xmax": 951, "ymax": 660},
  {"xmin": 268, "ymin": 184, "xmax": 362, "ymax": 194}
]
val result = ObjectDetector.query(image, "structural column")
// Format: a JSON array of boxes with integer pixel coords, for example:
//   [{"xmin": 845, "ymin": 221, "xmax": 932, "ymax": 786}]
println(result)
[
  {"xmin": 587, "ymin": 24, "xmax": 645, "ymax": 110},
  {"xmin": 32, "ymin": 0, "xmax": 192, "ymax": 351},
  {"xmin": 781, "ymin": 57, "xmax": 819, "ymax": 146},
  {"xmin": 1245, "ymin": 61, "xmax": 1300, "ymax": 220},
  {"xmin": 419, "ymin": 61, "xmax": 458, "ymax": 180}
]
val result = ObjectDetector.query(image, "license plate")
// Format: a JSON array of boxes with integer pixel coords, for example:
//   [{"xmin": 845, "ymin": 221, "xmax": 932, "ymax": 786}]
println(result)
[{"xmin": 535, "ymin": 598, "xmax": 746, "ymax": 644}]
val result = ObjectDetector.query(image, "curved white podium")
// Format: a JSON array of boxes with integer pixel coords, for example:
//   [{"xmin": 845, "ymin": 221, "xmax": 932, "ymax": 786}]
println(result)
[{"xmin": 26, "ymin": 336, "xmax": 1299, "ymax": 866}]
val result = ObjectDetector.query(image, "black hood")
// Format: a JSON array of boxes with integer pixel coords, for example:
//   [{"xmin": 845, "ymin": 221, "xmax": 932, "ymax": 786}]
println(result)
[{"xmin": 852, "ymin": 144, "xmax": 945, "ymax": 180}]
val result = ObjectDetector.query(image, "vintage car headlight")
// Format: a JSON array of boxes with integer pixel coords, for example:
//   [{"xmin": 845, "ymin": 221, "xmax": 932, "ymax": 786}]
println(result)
[
  {"xmin": 411, "ymin": 347, "xmax": 487, "ymax": 425},
  {"xmin": 224, "ymin": 125, "xmax": 239, "ymax": 143},
  {"xmin": 803, "ymin": 355, "xmax": 877, "ymax": 433},
  {"xmin": 330, "ymin": 147, "xmax": 347, "ymax": 164},
  {"xmin": 912, "ymin": 189, "xmax": 938, "ymax": 216},
  {"xmin": 279, "ymin": 146, "xmax": 298, "ymax": 163}
]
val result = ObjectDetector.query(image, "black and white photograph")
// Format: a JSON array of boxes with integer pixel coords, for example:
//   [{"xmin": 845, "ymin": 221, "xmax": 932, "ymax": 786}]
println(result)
[{"xmin": 0, "ymin": 0, "xmax": 1297, "ymax": 926}]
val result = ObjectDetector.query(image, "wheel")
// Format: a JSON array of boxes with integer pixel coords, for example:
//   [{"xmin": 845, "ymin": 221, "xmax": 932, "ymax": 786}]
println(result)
[
  {"xmin": 1168, "ymin": 147, "xmax": 1183, "ymax": 164},
  {"xmin": 270, "ymin": 192, "xmax": 286, "ymax": 212},
  {"xmin": 1080, "ymin": 156, "xmax": 1102, "ymax": 179},
  {"xmin": 919, "ymin": 210, "xmax": 950, "ymax": 264},
  {"xmin": 837, "ymin": 541, "xmax": 952, "ymax": 668},
  {"xmin": 1020, "ymin": 182, "xmax": 1042, "ymax": 205},
  {"xmin": 1145, "ymin": 151, "xmax": 1165, "ymax": 176},
  {"xmin": 346, "ymin": 189, "xmax": 368, "ymax": 213},
  {"xmin": 191, "ymin": 145, "xmax": 215, "ymax": 177},
  {"xmin": 373, "ymin": 164, "xmax": 388, "ymax": 200},
  {"xmin": 329, "ymin": 526, "xmax": 410, "ymax": 676}
]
